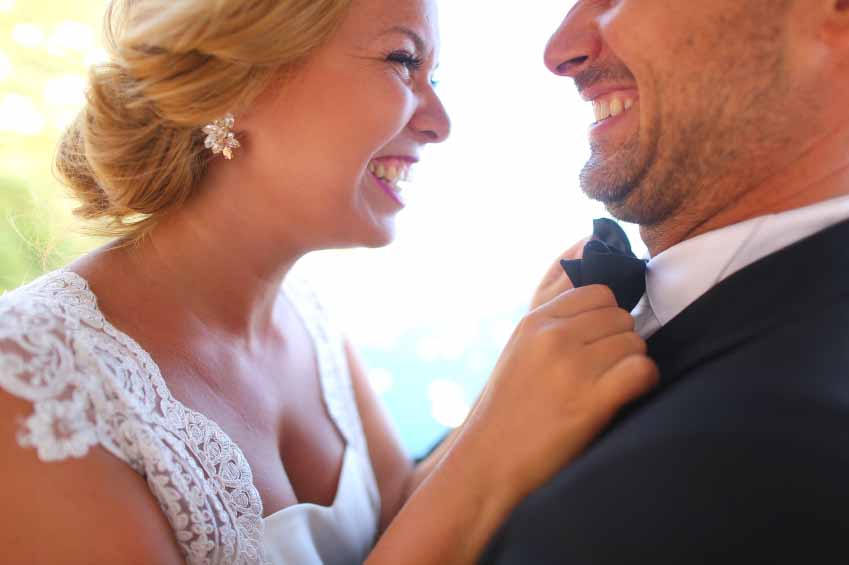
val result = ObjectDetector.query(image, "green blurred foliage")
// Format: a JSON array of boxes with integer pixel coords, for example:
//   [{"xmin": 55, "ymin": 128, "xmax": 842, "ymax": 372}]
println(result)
[{"xmin": 0, "ymin": 0, "xmax": 107, "ymax": 292}]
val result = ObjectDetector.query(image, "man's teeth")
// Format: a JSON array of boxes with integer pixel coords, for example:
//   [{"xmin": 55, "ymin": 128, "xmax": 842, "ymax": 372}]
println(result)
[
  {"xmin": 368, "ymin": 161, "xmax": 412, "ymax": 190},
  {"xmin": 592, "ymin": 96, "xmax": 636, "ymax": 124}
]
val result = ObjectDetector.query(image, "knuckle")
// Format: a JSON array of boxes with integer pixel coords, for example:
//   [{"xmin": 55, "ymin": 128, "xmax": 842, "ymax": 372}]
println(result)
[
  {"xmin": 519, "ymin": 311, "xmax": 543, "ymax": 332},
  {"xmin": 623, "ymin": 332, "xmax": 647, "ymax": 354},
  {"xmin": 613, "ymin": 309, "xmax": 636, "ymax": 330},
  {"xmin": 593, "ymin": 284, "xmax": 617, "ymax": 305},
  {"xmin": 630, "ymin": 354, "xmax": 659, "ymax": 379},
  {"xmin": 541, "ymin": 321, "xmax": 574, "ymax": 347},
  {"xmin": 572, "ymin": 285, "xmax": 616, "ymax": 307},
  {"xmin": 584, "ymin": 305, "xmax": 620, "ymax": 324}
]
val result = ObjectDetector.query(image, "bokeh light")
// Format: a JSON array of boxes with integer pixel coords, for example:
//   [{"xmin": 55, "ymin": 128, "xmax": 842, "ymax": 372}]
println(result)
[{"xmin": 0, "ymin": 94, "xmax": 44, "ymax": 135}]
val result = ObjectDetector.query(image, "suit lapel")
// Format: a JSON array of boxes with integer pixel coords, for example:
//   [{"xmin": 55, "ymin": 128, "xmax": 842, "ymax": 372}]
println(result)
[{"xmin": 646, "ymin": 217, "xmax": 849, "ymax": 387}]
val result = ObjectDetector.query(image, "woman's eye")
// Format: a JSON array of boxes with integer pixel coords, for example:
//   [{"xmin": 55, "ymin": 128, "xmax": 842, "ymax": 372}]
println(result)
[
  {"xmin": 387, "ymin": 51, "xmax": 424, "ymax": 77},
  {"xmin": 429, "ymin": 67, "xmax": 441, "ymax": 88}
]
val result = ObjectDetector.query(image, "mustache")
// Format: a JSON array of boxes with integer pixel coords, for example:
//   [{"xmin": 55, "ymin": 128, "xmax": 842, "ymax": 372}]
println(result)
[{"xmin": 574, "ymin": 65, "xmax": 637, "ymax": 93}]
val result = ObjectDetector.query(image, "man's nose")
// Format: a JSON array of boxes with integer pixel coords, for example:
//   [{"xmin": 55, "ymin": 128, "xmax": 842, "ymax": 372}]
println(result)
[{"xmin": 544, "ymin": 4, "xmax": 602, "ymax": 78}]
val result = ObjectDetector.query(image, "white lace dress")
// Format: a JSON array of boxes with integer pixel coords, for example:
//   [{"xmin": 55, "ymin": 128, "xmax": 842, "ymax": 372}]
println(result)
[{"xmin": 0, "ymin": 269, "xmax": 381, "ymax": 564}]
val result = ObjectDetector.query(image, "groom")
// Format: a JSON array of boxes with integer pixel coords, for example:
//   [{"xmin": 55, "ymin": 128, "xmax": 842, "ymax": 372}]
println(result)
[{"xmin": 483, "ymin": 0, "xmax": 849, "ymax": 562}]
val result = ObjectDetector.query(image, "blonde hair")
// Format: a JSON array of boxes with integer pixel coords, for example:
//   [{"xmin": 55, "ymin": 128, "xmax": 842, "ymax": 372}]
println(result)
[{"xmin": 55, "ymin": 0, "xmax": 352, "ymax": 241}]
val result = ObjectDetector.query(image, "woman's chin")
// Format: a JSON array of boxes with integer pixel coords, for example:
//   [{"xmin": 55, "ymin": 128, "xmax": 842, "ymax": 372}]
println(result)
[
  {"xmin": 336, "ymin": 220, "xmax": 397, "ymax": 250},
  {"xmin": 360, "ymin": 227, "xmax": 396, "ymax": 249}
]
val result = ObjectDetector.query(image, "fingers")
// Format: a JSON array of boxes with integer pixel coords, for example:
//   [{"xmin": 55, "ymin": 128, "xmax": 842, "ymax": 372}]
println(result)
[
  {"xmin": 532, "ymin": 237, "xmax": 592, "ymax": 303},
  {"xmin": 540, "ymin": 285, "xmax": 618, "ymax": 319},
  {"xmin": 559, "ymin": 236, "xmax": 591, "ymax": 286},
  {"xmin": 563, "ymin": 236, "xmax": 591, "ymax": 261},
  {"xmin": 540, "ymin": 270, "xmax": 577, "ymax": 303},
  {"xmin": 583, "ymin": 331, "xmax": 646, "ymax": 375},
  {"xmin": 596, "ymin": 354, "xmax": 660, "ymax": 411},
  {"xmin": 566, "ymin": 308, "xmax": 635, "ymax": 345},
  {"xmin": 537, "ymin": 256, "xmax": 571, "ymax": 291}
]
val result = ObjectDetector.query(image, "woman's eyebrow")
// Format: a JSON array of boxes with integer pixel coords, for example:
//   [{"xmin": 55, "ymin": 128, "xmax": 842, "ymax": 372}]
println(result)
[{"xmin": 380, "ymin": 26, "xmax": 426, "ymax": 52}]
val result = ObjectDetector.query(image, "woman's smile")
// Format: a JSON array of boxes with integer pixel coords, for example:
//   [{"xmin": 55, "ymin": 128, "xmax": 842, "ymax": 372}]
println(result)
[{"xmin": 367, "ymin": 156, "xmax": 418, "ymax": 206}]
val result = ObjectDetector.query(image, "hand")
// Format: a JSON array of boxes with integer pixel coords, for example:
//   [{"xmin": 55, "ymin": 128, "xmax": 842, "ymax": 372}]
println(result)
[
  {"xmin": 464, "ymin": 284, "xmax": 659, "ymax": 501},
  {"xmin": 530, "ymin": 236, "xmax": 590, "ymax": 311},
  {"xmin": 365, "ymin": 286, "xmax": 658, "ymax": 565}
]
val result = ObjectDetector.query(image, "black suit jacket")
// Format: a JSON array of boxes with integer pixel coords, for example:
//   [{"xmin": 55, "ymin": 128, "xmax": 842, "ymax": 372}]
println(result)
[{"xmin": 482, "ymin": 219, "xmax": 849, "ymax": 564}]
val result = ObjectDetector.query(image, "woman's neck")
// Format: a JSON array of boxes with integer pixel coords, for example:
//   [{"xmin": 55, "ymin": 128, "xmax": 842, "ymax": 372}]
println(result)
[{"xmin": 76, "ymin": 188, "xmax": 306, "ymax": 344}]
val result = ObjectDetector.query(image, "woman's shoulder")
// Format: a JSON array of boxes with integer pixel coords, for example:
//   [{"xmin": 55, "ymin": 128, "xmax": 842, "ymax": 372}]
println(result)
[
  {"xmin": 0, "ymin": 269, "xmax": 108, "ymax": 388},
  {"xmin": 0, "ymin": 269, "xmax": 128, "ymax": 462},
  {"xmin": 0, "ymin": 270, "xmax": 268, "ymax": 563},
  {"xmin": 0, "ymin": 269, "xmax": 110, "ymax": 379},
  {"xmin": 0, "ymin": 269, "xmax": 105, "ymax": 341}
]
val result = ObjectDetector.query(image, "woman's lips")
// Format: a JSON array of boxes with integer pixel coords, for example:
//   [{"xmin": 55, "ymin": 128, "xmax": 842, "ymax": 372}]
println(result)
[
  {"xmin": 370, "ymin": 171, "xmax": 405, "ymax": 206},
  {"xmin": 367, "ymin": 157, "xmax": 415, "ymax": 207}
]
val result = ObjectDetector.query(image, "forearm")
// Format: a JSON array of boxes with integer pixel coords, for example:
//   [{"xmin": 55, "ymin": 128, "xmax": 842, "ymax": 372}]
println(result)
[
  {"xmin": 405, "ymin": 426, "xmax": 462, "ymax": 497},
  {"xmin": 405, "ymin": 386, "xmax": 489, "ymax": 498},
  {"xmin": 367, "ymin": 419, "xmax": 523, "ymax": 565}
]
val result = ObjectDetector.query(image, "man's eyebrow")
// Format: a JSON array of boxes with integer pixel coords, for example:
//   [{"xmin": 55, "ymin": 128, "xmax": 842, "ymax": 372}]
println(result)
[{"xmin": 381, "ymin": 26, "xmax": 427, "ymax": 53}]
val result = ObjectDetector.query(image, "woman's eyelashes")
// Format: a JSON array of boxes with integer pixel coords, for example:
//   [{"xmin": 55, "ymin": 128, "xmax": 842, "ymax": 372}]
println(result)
[{"xmin": 386, "ymin": 50, "xmax": 425, "ymax": 80}]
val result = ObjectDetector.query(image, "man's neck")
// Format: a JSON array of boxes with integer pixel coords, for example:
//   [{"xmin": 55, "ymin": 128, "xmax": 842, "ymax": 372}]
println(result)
[{"xmin": 640, "ymin": 125, "xmax": 849, "ymax": 257}]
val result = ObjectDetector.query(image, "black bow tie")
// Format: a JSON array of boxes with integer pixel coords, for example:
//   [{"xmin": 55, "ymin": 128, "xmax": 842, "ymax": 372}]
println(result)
[{"xmin": 560, "ymin": 218, "xmax": 648, "ymax": 311}]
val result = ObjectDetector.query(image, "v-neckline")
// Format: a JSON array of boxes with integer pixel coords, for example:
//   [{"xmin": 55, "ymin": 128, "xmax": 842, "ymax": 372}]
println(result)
[{"xmin": 57, "ymin": 268, "xmax": 350, "ymax": 518}]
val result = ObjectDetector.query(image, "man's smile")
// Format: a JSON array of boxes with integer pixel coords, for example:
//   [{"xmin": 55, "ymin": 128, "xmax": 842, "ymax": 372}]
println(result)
[{"xmin": 590, "ymin": 90, "xmax": 637, "ymax": 125}]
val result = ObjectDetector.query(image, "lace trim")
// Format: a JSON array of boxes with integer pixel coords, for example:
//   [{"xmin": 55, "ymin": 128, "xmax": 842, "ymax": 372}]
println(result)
[
  {"xmin": 0, "ymin": 271, "xmax": 270, "ymax": 563},
  {"xmin": 0, "ymin": 269, "xmax": 380, "ymax": 563}
]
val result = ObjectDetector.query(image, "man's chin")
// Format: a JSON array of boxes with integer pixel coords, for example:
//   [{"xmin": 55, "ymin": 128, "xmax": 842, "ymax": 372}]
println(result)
[
  {"xmin": 579, "ymin": 151, "xmax": 662, "ymax": 224},
  {"xmin": 580, "ymin": 170, "xmax": 636, "ymax": 212},
  {"xmin": 598, "ymin": 184, "xmax": 682, "ymax": 228},
  {"xmin": 604, "ymin": 199, "xmax": 647, "ymax": 225}
]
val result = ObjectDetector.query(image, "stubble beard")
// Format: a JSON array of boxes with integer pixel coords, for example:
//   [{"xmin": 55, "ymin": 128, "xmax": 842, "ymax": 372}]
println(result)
[
  {"xmin": 579, "ymin": 121, "xmax": 679, "ymax": 227},
  {"xmin": 577, "ymin": 2, "xmax": 790, "ymax": 231}
]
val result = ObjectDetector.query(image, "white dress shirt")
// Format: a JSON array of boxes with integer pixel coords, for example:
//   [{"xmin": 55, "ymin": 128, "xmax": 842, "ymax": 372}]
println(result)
[{"xmin": 633, "ymin": 194, "xmax": 849, "ymax": 339}]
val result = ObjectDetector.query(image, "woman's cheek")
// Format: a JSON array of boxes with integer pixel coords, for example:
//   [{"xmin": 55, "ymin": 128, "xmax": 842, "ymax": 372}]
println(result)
[{"xmin": 372, "ymin": 84, "xmax": 415, "ymax": 140}]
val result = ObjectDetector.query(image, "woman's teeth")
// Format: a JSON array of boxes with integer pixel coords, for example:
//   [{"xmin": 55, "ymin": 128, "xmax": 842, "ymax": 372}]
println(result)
[
  {"xmin": 592, "ymin": 95, "xmax": 636, "ymax": 124},
  {"xmin": 368, "ymin": 161, "xmax": 412, "ymax": 192}
]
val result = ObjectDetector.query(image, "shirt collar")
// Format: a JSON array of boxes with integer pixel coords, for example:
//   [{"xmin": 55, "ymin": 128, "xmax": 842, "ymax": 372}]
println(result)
[
  {"xmin": 643, "ymin": 194, "xmax": 849, "ymax": 327},
  {"xmin": 645, "ymin": 217, "xmax": 764, "ymax": 327}
]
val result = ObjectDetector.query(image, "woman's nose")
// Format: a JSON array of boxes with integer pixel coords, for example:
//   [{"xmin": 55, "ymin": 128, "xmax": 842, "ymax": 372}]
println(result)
[
  {"xmin": 544, "ymin": 2, "xmax": 603, "ymax": 79},
  {"xmin": 411, "ymin": 88, "xmax": 451, "ymax": 144}
]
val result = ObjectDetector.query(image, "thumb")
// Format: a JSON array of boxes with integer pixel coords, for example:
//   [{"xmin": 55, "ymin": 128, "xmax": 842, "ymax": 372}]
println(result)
[
  {"xmin": 558, "ymin": 236, "xmax": 591, "ymax": 287},
  {"xmin": 543, "ymin": 237, "xmax": 591, "ymax": 286}
]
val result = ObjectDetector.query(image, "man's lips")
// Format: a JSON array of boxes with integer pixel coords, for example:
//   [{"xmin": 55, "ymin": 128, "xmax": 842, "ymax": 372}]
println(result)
[
  {"xmin": 590, "ymin": 89, "xmax": 638, "ymax": 125},
  {"xmin": 579, "ymin": 82, "xmax": 638, "ymax": 102}
]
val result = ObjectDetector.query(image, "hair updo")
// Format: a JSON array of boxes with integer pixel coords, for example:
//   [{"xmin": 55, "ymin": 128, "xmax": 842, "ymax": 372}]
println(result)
[{"xmin": 55, "ymin": 0, "xmax": 352, "ymax": 241}]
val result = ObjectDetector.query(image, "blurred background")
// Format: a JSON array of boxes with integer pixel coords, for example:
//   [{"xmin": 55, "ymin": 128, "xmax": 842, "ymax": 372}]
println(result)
[{"xmin": 0, "ymin": 0, "xmax": 645, "ymax": 457}]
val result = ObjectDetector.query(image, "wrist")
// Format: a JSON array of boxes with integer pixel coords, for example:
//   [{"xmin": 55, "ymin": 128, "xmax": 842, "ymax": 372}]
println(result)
[{"xmin": 438, "ymin": 412, "xmax": 528, "ymax": 516}]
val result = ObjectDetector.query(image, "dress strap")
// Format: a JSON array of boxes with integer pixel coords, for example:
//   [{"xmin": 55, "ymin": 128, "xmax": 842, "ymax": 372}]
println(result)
[{"xmin": 282, "ymin": 275, "xmax": 381, "ymax": 513}]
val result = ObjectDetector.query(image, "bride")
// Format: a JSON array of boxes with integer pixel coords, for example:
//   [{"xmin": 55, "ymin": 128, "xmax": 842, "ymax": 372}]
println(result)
[{"xmin": 0, "ymin": 0, "xmax": 658, "ymax": 563}]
